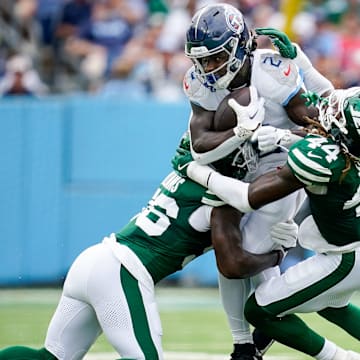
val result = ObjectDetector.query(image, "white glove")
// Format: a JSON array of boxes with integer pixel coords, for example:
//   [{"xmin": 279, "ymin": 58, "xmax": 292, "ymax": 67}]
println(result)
[
  {"xmin": 253, "ymin": 125, "xmax": 292, "ymax": 153},
  {"xmin": 271, "ymin": 220, "xmax": 298, "ymax": 249},
  {"xmin": 229, "ymin": 85, "xmax": 265, "ymax": 141}
]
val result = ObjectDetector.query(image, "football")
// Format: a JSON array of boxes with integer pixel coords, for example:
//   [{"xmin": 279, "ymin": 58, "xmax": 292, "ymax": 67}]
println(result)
[{"xmin": 214, "ymin": 87, "xmax": 251, "ymax": 131}]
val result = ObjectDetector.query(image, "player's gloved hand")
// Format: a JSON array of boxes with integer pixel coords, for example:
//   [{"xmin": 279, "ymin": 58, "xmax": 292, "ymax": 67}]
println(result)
[
  {"xmin": 252, "ymin": 125, "xmax": 292, "ymax": 153},
  {"xmin": 256, "ymin": 27, "xmax": 312, "ymax": 71},
  {"xmin": 255, "ymin": 27, "xmax": 296, "ymax": 59},
  {"xmin": 301, "ymin": 91, "xmax": 324, "ymax": 107},
  {"xmin": 229, "ymin": 85, "xmax": 265, "ymax": 141},
  {"xmin": 171, "ymin": 146, "xmax": 194, "ymax": 177},
  {"xmin": 270, "ymin": 220, "xmax": 298, "ymax": 249}
]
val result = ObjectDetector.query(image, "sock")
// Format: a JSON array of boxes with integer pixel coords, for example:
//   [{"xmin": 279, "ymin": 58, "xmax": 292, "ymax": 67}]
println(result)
[
  {"xmin": 218, "ymin": 273, "xmax": 253, "ymax": 344},
  {"xmin": 0, "ymin": 346, "xmax": 57, "ymax": 360},
  {"xmin": 315, "ymin": 339, "xmax": 337, "ymax": 360}
]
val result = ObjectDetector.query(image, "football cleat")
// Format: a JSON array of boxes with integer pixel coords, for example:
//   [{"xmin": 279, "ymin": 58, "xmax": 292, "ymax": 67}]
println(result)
[
  {"xmin": 230, "ymin": 343, "xmax": 262, "ymax": 360},
  {"xmin": 252, "ymin": 328, "xmax": 274, "ymax": 355}
]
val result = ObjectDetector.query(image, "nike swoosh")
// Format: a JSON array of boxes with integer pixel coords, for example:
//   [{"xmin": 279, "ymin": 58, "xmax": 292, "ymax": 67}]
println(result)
[
  {"xmin": 178, "ymin": 163, "xmax": 189, "ymax": 171},
  {"xmin": 249, "ymin": 109, "xmax": 258, "ymax": 119},
  {"xmin": 283, "ymin": 64, "xmax": 291, "ymax": 76},
  {"xmin": 308, "ymin": 151, "xmax": 322, "ymax": 159}
]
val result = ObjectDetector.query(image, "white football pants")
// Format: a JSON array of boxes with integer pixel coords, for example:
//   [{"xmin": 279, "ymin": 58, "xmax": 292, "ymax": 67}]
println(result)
[
  {"xmin": 45, "ymin": 235, "xmax": 162, "ymax": 360},
  {"xmin": 219, "ymin": 189, "xmax": 306, "ymax": 344}
]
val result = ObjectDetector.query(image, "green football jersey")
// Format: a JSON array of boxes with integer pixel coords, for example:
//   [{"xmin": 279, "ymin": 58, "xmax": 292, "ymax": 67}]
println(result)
[
  {"xmin": 116, "ymin": 171, "xmax": 224, "ymax": 283},
  {"xmin": 288, "ymin": 134, "xmax": 360, "ymax": 246}
]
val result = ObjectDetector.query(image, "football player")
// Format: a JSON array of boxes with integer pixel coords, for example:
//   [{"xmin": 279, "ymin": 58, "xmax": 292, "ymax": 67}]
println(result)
[
  {"xmin": 0, "ymin": 141, "xmax": 296, "ymax": 360},
  {"xmin": 173, "ymin": 87, "xmax": 360, "ymax": 360},
  {"xmin": 182, "ymin": 3, "xmax": 334, "ymax": 359}
]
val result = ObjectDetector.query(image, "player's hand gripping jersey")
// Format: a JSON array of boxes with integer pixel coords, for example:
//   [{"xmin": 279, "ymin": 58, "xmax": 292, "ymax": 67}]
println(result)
[{"xmin": 287, "ymin": 134, "xmax": 360, "ymax": 251}]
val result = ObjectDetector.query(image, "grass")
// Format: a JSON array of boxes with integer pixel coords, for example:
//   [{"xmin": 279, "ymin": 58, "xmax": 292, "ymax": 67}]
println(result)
[{"xmin": 1, "ymin": 287, "xmax": 360, "ymax": 359}]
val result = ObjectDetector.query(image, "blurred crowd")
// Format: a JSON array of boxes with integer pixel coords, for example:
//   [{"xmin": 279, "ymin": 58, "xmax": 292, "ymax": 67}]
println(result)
[{"xmin": 0, "ymin": 0, "xmax": 359, "ymax": 100}]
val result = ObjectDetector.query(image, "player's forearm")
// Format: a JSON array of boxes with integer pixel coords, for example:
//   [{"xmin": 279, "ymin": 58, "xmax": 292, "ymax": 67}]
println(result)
[
  {"xmin": 191, "ymin": 129, "xmax": 242, "ymax": 165},
  {"xmin": 217, "ymin": 250, "xmax": 282, "ymax": 278},
  {"xmin": 187, "ymin": 162, "xmax": 253, "ymax": 212}
]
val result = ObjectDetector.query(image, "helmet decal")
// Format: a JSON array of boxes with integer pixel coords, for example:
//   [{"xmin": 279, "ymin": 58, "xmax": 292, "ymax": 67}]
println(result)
[
  {"xmin": 185, "ymin": 4, "xmax": 252, "ymax": 90},
  {"xmin": 225, "ymin": 9, "xmax": 244, "ymax": 34}
]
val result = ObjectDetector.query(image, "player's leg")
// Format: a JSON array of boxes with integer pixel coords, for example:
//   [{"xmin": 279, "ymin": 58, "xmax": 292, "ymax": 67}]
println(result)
[
  {"xmin": 318, "ymin": 304, "xmax": 360, "ymax": 340},
  {"xmin": 245, "ymin": 251, "xmax": 360, "ymax": 359},
  {"xmin": 45, "ymin": 244, "xmax": 106, "ymax": 359},
  {"xmin": 0, "ymin": 347, "xmax": 57, "ymax": 359},
  {"xmin": 90, "ymin": 237, "xmax": 163, "ymax": 360},
  {"xmin": 218, "ymin": 273, "xmax": 258, "ymax": 359},
  {"xmin": 0, "ymin": 245, "xmax": 104, "ymax": 360},
  {"xmin": 220, "ymin": 193, "xmax": 301, "ymax": 360}
]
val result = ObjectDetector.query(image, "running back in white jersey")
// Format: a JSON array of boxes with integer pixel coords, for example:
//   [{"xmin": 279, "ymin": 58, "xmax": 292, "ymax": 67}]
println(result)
[{"xmin": 183, "ymin": 48, "xmax": 305, "ymax": 181}]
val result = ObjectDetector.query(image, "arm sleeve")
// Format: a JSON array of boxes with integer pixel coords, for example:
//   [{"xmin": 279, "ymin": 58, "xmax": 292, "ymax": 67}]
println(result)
[
  {"xmin": 186, "ymin": 162, "xmax": 253, "ymax": 213},
  {"xmin": 292, "ymin": 43, "xmax": 334, "ymax": 95},
  {"xmin": 303, "ymin": 66, "xmax": 334, "ymax": 96}
]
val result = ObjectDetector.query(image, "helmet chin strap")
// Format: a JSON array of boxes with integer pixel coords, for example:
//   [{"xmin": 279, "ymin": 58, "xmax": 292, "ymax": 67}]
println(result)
[
  {"xmin": 216, "ymin": 56, "xmax": 248, "ymax": 90},
  {"xmin": 227, "ymin": 55, "xmax": 252, "ymax": 90},
  {"xmin": 216, "ymin": 71, "xmax": 236, "ymax": 89}
]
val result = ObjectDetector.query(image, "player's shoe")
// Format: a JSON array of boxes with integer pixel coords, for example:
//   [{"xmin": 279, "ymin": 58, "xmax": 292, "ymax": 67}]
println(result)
[
  {"xmin": 332, "ymin": 347, "xmax": 360, "ymax": 360},
  {"xmin": 229, "ymin": 343, "xmax": 262, "ymax": 360},
  {"xmin": 252, "ymin": 328, "xmax": 274, "ymax": 355}
]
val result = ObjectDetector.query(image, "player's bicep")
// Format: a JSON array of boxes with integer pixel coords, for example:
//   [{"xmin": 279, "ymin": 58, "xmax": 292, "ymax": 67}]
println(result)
[
  {"xmin": 285, "ymin": 88, "xmax": 318, "ymax": 126},
  {"xmin": 189, "ymin": 102, "xmax": 215, "ymax": 151}
]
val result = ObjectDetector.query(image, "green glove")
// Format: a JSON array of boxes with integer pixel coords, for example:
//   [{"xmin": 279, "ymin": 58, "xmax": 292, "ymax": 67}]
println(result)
[
  {"xmin": 255, "ymin": 27, "xmax": 297, "ymax": 59},
  {"xmin": 300, "ymin": 91, "xmax": 326, "ymax": 107},
  {"xmin": 171, "ymin": 147, "xmax": 194, "ymax": 177}
]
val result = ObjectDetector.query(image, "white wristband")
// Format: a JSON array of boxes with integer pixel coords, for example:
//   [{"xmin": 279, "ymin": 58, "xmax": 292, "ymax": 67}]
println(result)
[{"xmin": 233, "ymin": 126, "xmax": 253, "ymax": 141}]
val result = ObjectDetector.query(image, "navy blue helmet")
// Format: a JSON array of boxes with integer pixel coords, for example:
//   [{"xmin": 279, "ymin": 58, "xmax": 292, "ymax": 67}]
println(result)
[{"xmin": 185, "ymin": 3, "xmax": 254, "ymax": 89}]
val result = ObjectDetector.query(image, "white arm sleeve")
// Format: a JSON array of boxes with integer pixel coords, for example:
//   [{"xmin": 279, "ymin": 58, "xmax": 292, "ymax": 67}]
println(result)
[
  {"xmin": 187, "ymin": 162, "xmax": 253, "ymax": 213},
  {"xmin": 293, "ymin": 43, "xmax": 334, "ymax": 95},
  {"xmin": 190, "ymin": 131, "xmax": 242, "ymax": 165},
  {"xmin": 303, "ymin": 66, "xmax": 334, "ymax": 96}
]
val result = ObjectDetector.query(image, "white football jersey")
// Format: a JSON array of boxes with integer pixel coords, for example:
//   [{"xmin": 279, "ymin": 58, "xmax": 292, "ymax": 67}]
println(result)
[{"xmin": 183, "ymin": 48, "xmax": 308, "ymax": 180}]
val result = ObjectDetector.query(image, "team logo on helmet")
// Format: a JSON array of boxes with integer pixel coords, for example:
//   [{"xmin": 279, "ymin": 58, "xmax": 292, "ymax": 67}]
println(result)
[{"xmin": 225, "ymin": 8, "xmax": 244, "ymax": 33}]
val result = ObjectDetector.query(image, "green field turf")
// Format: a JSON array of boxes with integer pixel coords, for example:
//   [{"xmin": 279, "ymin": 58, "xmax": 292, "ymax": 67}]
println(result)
[{"xmin": 1, "ymin": 287, "xmax": 360, "ymax": 359}]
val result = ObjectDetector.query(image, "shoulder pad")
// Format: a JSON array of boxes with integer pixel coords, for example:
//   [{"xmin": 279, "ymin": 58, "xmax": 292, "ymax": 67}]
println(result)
[
  {"xmin": 287, "ymin": 135, "xmax": 340, "ymax": 186},
  {"xmin": 183, "ymin": 66, "xmax": 229, "ymax": 111},
  {"xmin": 252, "ymin": 49, "xmax": 303, "ymax": 105}
]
